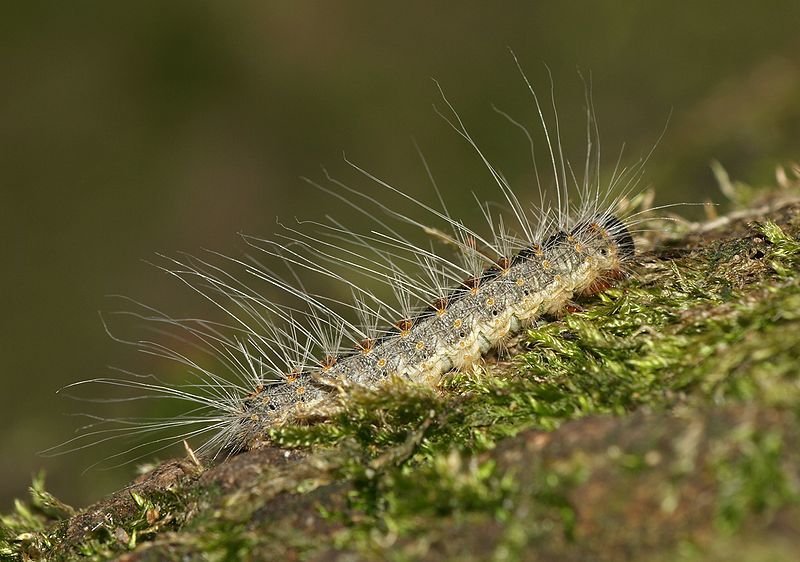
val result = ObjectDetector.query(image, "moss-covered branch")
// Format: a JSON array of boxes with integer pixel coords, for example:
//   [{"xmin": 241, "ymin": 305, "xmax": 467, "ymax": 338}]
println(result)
[{"xmin": 4, "ymin": 170, "xmax": 800, "ymax": 561}]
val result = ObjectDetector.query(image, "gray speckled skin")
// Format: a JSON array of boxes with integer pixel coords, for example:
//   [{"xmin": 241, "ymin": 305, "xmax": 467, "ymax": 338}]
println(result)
[{"xmin": 238, "ymin": 222, "xmax": 628, "ymax": 443}]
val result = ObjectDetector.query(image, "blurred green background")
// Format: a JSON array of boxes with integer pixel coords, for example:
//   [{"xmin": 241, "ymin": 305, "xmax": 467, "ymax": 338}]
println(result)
[{"xmin": 2, "ymin": 1, "xmax": 799, "ymax": 508}]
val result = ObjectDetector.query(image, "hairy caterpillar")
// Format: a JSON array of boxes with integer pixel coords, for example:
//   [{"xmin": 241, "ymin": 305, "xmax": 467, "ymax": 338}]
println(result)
[{"xmin": 48, "ymin": 58, "xmax": 661, "ymax": 467}]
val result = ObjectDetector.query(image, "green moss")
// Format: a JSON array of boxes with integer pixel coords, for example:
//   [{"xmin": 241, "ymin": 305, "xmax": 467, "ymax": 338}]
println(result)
[
  {"xmin": 1, "ymin": 474, "xmax": 65, "ymax": 560},
  {"xmin": 4, "ymin": 180, "xmax": 800, "ymax": 560}
]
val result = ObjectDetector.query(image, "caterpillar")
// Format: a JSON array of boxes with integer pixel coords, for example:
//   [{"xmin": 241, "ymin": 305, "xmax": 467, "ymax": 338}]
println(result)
[{"xmin": 49, "ymin": 58, "xmax": 660, "ymax": 468}]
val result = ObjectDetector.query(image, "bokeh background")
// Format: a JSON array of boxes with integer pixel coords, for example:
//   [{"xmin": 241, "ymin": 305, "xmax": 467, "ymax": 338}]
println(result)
[{"xmin": 3, "ymin": 1, "xmax": 800, "ymax": 508}]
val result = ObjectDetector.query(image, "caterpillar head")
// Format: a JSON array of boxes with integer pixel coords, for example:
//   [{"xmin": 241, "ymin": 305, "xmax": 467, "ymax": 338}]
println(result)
[{"xmin": 572, "ymin": 214, "xmax": 635, "ymax": 295}]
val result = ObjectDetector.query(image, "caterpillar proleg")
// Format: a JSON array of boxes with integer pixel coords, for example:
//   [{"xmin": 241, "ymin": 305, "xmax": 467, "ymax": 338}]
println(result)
[{"xmin": 49, "ymin": 59, "xmax": 661, "ymax": 467}]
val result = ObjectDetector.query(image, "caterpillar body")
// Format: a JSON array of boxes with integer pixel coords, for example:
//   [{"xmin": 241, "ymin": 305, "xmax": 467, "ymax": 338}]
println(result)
[{"xmin": 53, "ymin": 62, "xmax": 656, "ymax": 466}]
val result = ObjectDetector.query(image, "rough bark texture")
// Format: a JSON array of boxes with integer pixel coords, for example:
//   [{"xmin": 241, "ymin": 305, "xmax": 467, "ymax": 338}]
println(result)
[{"xmin": 3, "ymin": 175, "xmax": 800, "ymax": 561}]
